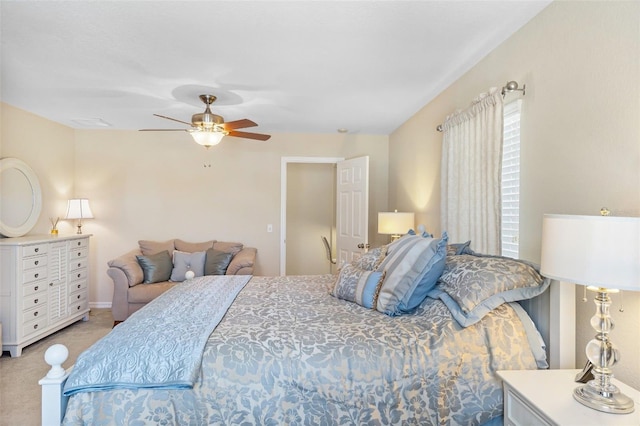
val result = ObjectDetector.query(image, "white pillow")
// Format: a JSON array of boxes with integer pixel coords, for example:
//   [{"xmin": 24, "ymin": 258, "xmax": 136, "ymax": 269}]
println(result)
[{"xmin": 170, "ymin": 250, "xmax": 206, "ymax": 282}]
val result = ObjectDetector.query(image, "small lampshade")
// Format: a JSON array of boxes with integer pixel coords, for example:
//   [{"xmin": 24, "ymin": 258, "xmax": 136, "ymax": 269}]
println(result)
[
  {"xmin": 540, "ymin": 214, "xmax": 639, "ymax": 291},
  {"xmin": 378, "ymin": 211, "xmax": 415, "ymax": 236},
  {"xmin": 64, "ymin": 199, "xmax": 94, "ymax": 220},
  {"xmin": 189, "ymin": 129, "xmax": 225, "ymax": 148}
]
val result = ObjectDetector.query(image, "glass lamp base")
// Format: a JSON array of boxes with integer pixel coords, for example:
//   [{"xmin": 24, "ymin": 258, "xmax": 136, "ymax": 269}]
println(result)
[{"xmin": 574, "ymin": 383, "xmax": 635, "ymax": 414}]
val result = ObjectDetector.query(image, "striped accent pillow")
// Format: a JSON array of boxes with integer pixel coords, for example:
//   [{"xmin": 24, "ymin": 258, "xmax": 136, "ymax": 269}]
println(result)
[
  {"xmin": 375, "ymin": 233, "xmax": 447, "ymax": 316},
  {"xmin": 331, "ymin": 263, "xmax": 385, "ymax": 309}
]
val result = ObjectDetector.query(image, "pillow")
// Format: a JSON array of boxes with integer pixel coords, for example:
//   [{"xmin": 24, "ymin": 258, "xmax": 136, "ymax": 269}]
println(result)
[
  {"xmin": 375, "ymin": 233, "xmax": 447, "ymax": 316},
  {"xmin": 446, "ymin": 240, "xmax": 472, "ymax": 256},
  {"xmin": 331, "ymin": 263, "xmax": 385, "ymax": 309},
  {"xmin": 428, "ymin": 254, "xmax": 550, "ymax": 327},
  {"xmin": 213, "ymin": 241, "xmax": 243, "ymax": 256},
  {"xmin": 136, "ymin": 250, "xmax": 172, "ymax": 284},
  {"xmin": 174, "ymin": 239, "xmax": 215, "ymax": 253},
  {"xmin": 204, "ymin": 248, "xmax": 234, "ymax": 275},
  {"xmin": 138, "ymin": 239, "xmax": 175, "ymax": 256},
  {"xmin": 407, "ymin": 228, "xmax": 433, "ymax": 238},
  {"xmin": 352, "ymin": 246, "xmax": 387, "ymax": 271},
  {"xmin": 170, "ymin": 250, "xmax": 206, "ymax": 281}
]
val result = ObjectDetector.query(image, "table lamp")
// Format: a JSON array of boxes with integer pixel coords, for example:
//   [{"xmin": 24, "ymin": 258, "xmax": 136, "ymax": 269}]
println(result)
[
  {"xmin": 64, "ymin": 198, "xmax": 94, "ymax": 234},
  {"xmin": 540, "ymin": 213, "xmax": 640, "ymax": 414},
  {"xmin": 378, "ymin": 210, "xmax": 415, "ymax": 242}
]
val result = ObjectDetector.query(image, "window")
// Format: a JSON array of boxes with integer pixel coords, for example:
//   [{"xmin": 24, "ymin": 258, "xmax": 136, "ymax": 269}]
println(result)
[{"xmin": 501, "ymin": 100, "xmax": 522, "ymax": 258}]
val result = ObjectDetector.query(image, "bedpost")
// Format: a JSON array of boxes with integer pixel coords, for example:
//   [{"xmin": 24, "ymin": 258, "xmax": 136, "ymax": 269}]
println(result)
[
  {"xmin": 39, "ymin": 344, "xmax": 71, "ymax": 426},
  {"xmin": 549, "ymin": 280, "xmax": 576, "ymax": 369}
]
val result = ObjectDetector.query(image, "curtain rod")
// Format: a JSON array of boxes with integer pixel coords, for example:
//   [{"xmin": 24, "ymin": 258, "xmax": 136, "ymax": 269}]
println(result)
[{"xmin": 436, "ymin": 80, "xmax": 525, "ymax": 132}]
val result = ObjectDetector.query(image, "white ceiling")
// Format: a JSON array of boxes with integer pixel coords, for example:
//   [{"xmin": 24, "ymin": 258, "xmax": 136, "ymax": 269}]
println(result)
[{"xmin": 0, "ymin": 1, "xmax": 551, "ymax": 135}]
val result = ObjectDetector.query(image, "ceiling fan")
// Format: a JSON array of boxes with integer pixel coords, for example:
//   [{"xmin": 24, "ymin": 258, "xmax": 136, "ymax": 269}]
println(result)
[{"xmin": 140, "ymin": 94, "xmax": 271, "ymax": 148}]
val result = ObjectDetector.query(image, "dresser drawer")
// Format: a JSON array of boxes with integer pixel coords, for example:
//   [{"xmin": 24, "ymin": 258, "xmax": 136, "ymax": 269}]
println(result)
[
  {"xmin": 69, "ymin": 268, "xmax": 87, "ymax": 282},
  {"xmin": 23, "ymin": 281, "xmax": 47, "ymax": 297},
  {"xmin": 69, "ymin": 299, "xmax": 88, "ymax": 315},
  {"xmin": 23, "ymin": 305, "xmax": 47, "ymax": 324},
  {"xmin": 22, "ymin": 317, "xmax": 48, "ymax": 338},
  {"xmin": 69, "ymin": 238, "xmax": 89, "ymax": 250},
  {"xmin": 69, "ymin": 290, "xmax": 87, "ymax": 305},
  {"xmin": 70, "ymin": 247, "xmax": 88, "ymax": 260},
  {"xmin": 23, "ymin": 293, "xmax": 47, "ymax": 310},
  {"xmin": 69, "ymin": 258, "xmax": 88, "ymax": 272},
  {"xmin": 22, "ymin": 255, "xmax": 48, "ymax": 270},
  {"xmin": 69, "ymin": 279, "xmax": 87, "ymax": 294},
  {"xmin": 22, "ymin": 244, "xmax": 48, "ymax": 257},
  {"xmin": 23, "ymin": 267, "xmax": 47, "ymax": 284}
]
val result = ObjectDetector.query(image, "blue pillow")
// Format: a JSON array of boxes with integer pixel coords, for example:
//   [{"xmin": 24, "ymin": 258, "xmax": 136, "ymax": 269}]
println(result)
[
  {"xmin": 375, "ymin": 233, "xmax": 447, "ymax": 316},
  {"xmin": 428, "ymin": 254, "xmax": 550, "ymax": 327},
  {"xmin": 170, "ymin": 250, "xmax": 206, "ymax": 281},
  {"xmin": 331, "ymin": 263, "xmax": 385, "ymax": 309},
  {"xmin": 136, "ymin": 250, "xmax": 172, "ymax": 284}
]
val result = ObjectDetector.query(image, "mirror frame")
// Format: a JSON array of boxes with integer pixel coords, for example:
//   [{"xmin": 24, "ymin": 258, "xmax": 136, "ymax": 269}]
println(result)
[{"xmin": 0, "ymin": 157, "xmax": 43, "ymax": 238}]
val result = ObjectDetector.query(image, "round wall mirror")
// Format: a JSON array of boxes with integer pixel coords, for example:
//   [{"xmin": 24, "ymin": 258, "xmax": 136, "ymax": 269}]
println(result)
[{"xmin": 0, "ymin": 157, "xmax": 43, "ymax": 237}]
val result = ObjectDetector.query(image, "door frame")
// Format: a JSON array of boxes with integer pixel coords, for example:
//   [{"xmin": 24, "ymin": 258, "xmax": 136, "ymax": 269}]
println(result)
[{"xmin": 280, "ymin": 156, "xmax": 344, "ymax": 275}]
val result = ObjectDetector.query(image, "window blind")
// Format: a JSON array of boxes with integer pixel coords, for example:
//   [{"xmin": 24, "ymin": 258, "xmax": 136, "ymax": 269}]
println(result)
[{"xmin": 501, "ymin": 100, "xmax": 522, "ymax": 258}]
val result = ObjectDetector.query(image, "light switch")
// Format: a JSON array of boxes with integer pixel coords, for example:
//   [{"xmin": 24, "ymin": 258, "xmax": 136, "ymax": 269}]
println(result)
[{"xmin": 267, "ymin": 224, "xmax": 273, "ymax": 233}]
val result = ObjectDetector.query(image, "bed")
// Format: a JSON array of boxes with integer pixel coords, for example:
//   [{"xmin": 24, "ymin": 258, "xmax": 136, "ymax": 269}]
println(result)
[{"xmin": 40, "ymin": 235, "xmax": 570, "ymax": 425}]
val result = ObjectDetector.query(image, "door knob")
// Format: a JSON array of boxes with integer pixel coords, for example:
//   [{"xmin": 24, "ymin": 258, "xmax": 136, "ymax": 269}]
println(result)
[{"xmin": 357, "ymin": 243, "xmax": 370, "ymax": 249}]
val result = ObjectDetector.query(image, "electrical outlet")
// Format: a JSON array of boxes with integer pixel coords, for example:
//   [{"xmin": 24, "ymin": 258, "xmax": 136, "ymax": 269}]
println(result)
[{"xmin": 267, "ymin": 224, "xmax": 273, "ymax": 233}]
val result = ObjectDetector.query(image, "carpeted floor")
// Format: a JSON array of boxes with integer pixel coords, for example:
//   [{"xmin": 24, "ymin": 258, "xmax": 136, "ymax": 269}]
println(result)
[{"xmin": 0, "ymin": 309, "xmax": 113, "ymax": 426}]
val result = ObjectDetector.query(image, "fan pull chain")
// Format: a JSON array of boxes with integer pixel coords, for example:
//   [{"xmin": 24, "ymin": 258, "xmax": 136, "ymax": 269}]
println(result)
[{"xmin": 582, "ymin": 285, "xmax": 588, "ymax": 302}]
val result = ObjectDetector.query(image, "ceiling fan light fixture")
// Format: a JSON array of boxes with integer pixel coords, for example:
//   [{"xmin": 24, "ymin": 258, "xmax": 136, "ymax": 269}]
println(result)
[{"xmin": 189, "ymin": 129, "xmax": 226, "ymax": 148}]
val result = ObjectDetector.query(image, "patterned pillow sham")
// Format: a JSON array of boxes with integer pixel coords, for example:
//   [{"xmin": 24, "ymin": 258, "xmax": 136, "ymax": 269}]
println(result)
[
  {"xmin": 375, "ymin": 233, "xmax": 447, "ymax": 316},
  {"xmin": 446, "ymin": 240, "xmax": 472, "ymax": 256},
  {"xmin": 331, "ymin": 263, "xmax": 385, "ymax": 309},
  {"xmin": 428, "ymin": 254, "xmax": 550, "ymax": 327},
  {"xmin": 352, "ymin": 246, "xmax": 387, "ymax": 271}
]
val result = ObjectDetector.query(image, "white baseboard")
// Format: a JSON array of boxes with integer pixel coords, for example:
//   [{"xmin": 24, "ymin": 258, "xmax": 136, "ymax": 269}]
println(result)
[{"xmin": 90, "ymin": 302, "xmax": 112, "ymax": 309}]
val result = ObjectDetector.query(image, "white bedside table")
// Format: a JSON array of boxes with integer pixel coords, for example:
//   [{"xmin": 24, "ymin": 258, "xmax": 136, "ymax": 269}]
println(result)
[{"xmin": 497, "ymin": 370, "xmax": 640, "ymax": 426}]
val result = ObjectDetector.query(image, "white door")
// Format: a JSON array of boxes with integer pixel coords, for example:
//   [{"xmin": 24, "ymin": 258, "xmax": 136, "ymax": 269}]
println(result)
[{"xmin": 336, "ymin": 156, "xmax": 369, "ymax": 267}]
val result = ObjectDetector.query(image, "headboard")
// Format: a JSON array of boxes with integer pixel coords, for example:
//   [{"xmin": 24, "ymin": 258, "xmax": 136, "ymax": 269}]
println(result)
[{"xmin": 520, "ymin": 279, "xmax": 576, "ymax": 369}]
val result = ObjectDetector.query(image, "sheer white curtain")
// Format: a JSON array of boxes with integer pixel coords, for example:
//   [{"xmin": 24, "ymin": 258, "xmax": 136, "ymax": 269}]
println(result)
[{"xmin": 440, "ymin": 87, "xmax": 504, "ymax": 255}]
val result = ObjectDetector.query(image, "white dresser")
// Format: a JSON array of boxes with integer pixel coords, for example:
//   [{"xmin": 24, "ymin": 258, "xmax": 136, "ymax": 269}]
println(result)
[{"xmin": 0, "ymin": 234, "xmax": 91, "ymax": 357}]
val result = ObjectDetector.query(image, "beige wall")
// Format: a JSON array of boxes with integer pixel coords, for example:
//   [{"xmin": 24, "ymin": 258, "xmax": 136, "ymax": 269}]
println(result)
[
  {"xmin": 73, "ymin": 129, "xmax": 389, "ymax": 306},
  {"xmin": 1, "ymin": 103, "xmax": 76, "ymax": 235},
  {"xmin": 389, "ymin": 1, "xmax": 640, "ymax": 389},
  {"xmin": 1, "ymin": 103, "xmax": 389, "ymax": 310}
]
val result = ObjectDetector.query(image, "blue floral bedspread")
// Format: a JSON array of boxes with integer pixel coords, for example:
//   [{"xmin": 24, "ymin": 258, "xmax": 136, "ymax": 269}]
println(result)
[
  {"xmin": 62, "ymin": 275, "xmax": 540, "ymax": 425},
  {"xmin": 63, "ymin": 275, "xmax": 250, "ymax": 395}
]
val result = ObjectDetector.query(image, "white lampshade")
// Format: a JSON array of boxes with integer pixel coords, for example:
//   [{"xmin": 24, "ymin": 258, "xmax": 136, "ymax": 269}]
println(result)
[
  {"xmin": 64, "ymin": 199, "xmax": 94, "ymax": 220},
  {"xmin": 378, "ymin": 211, "xmax": 415, "ymax": 235},
  {"xmin": 189, "ymin": 129, "xmax": 225, "ymax": 147},
  {"xmin": 540, "ymin": 214, "xmax": 640, "ymax": 291}
]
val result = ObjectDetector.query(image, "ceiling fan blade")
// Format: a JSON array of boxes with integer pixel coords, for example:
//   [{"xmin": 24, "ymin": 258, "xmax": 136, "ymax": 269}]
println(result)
[
  {"xmin": 139, "ymin": 128, "xmax": 187, "ymax": 132},
  {"xmin": 227, "ymin": 130, "xmax": 271, "ymax": 141},
  {"xmin": 153, "ymin": 114, "xmax": 193, "ymax": 126},
  {"xmin": 222, "ymin": 119, "xmax": 257, "ymax": 131}
]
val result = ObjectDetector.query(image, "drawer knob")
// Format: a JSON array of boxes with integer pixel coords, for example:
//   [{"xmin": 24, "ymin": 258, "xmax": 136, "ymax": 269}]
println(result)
[
  {"xmin": 34, "ymin": 298, "xmax": 38, "ymax": 304},
  {"xmin": 34, "ymin": 324, "xmax": 38, "ymax": 329},
  {"xmin": 34, "ymin": 286, "xmax": 38, "ymax": 291},
  {"xmin": 34, "ymin": 311, "xmax": 39, "ymax": 317},
  {"xmin": 77, "ymin": 253, "xmax": 81, "ymax": 257},
  {"xmin": 77, "ymin": 273, "xmax": 81, "ymax": 278},
  {"xmin": 77, "ymin": 284, "xmax": 81, "ymax": 289},
  {"xmin": 34, "ymin": 273, "xmax": 39, "ymax": 278},
  {"xmin": 77, "ymin": 263, "xmax": 81, "ymax": 267},
  {"xmin": 35, "ymin": 260, "xmax": 39, "ymax": 265},
  {"xmin": 77, "ymin": 306, "xmax": 81, "ymax": 310},
  {"xmin": 49, "ymin": 282, "xmax": 53, "ymax": 287},
  {"xmin": 77, "ymin": 295, "xmax": 81, "ymax": 300},
  {"xmin": 35, "ymin": 248, "xmax": 39, "ymax": 253},
  {"xmin": 77, "ymin": 242, "xmax": 81, "ymax": 246}
]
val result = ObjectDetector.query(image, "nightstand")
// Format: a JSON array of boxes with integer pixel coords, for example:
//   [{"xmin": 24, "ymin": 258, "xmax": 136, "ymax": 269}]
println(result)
[{"xmin": 497, "ymin": 370, "xmax": 640, "ymax": 425}]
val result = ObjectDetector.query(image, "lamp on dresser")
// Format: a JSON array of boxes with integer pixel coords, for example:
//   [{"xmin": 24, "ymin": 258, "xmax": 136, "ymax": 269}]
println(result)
[
  {"xmin": 540, "ymin": 213, "xmax": 640, "ymax": 414},
  {"xmin": 378, "ymin": 210, "xmax": 415, "ymax": 242},
  {"xmin": 64, "ymin": 198, "xmax": 94, "ymax": 234}
]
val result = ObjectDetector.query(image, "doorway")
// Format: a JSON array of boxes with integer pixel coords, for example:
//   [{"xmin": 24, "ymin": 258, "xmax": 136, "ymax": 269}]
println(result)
[{"xmin": 280, "ymin": 157, "xmax": 343, "ymax": 275}]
